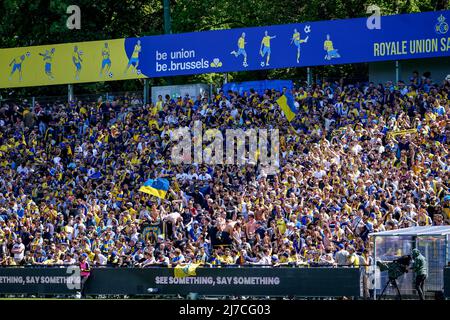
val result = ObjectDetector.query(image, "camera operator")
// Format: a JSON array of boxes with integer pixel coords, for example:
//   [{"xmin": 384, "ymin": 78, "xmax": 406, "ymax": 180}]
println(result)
[{"xmin": 411, "ymin": 248, "xmax": 428, "ymax": 300}]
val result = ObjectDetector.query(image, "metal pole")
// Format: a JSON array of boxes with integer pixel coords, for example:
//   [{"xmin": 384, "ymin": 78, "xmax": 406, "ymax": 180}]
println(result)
[
  {"xmin": 163, "ymin": 0, "xmax": 171, "ymax": 34},
  {"xmin": 163, "ymin": 0, "xmax": 171, "ymax": 86},
  {"xmin": 307, "ymin": 67, "xmax": 312, "ymax": 86},
  {"xmin": 144, "ymin": 79, "xmax": 150, "ymax": 105},
  {"xmin": 373, "ymin": 236, "xmax": 377, "ymax": 300},
  {"xmin": 68, "ymin": 84, "xmax": 74, "ymax": 103},
  {"xmin": 395, "ymin": 60, "xmax": 400, "ymax": 84},
  {"xmin": 445, "ymin": 235, "xmax": 449, "ymax": 300}
]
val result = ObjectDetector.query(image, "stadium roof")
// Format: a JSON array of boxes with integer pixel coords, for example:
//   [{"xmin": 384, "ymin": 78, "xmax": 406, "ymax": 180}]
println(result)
[{"xmin": 369, "ymin": 226, "xmax": 450, "ymax": 237}]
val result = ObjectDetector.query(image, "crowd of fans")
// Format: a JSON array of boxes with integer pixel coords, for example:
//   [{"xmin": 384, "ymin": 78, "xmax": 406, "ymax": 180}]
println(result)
[{"xmin": 0, "ymin": 72, "xmax": 449, "ymax": 270}]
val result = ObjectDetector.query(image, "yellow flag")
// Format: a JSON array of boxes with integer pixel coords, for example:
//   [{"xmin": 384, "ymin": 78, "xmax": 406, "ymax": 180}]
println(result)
[{"xmin": 174, "ymin": 263, "xmax": 200, "ymax": 278}]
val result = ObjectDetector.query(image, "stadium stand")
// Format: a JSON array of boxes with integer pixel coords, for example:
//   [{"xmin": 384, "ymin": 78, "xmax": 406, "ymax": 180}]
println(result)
[{"xmin": 0, "ymin": 74, "xmax": 449, "ymax": 284}]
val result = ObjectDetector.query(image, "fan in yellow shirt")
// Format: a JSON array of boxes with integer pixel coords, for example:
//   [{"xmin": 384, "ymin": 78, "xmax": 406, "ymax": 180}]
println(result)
[
  {"xmin": 276, "ymin": 216, "xmax": 287, "ymax": 235},
  {"xmin": 148, "ymin": 119, "xmax": 161, "ymax": 131},
  {"xmin": 219, "ymin": 248, "xmax": 235, "ymax": 264}
]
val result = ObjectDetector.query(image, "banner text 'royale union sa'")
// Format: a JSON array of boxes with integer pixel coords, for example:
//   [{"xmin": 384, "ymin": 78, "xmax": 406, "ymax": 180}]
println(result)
[{"xmin": 1, "ymin": 10, "xmax": 450, "ymax": 88}]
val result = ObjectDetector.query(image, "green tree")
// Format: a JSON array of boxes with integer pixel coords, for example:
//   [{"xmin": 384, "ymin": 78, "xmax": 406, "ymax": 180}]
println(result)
[{"xmin": 1, "ymin": 0, "xmax": 448, "ymax": 98}]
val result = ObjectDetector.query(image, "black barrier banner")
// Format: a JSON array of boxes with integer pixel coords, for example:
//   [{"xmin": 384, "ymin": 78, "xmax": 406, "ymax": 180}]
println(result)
[
  {"xmin": 444, "ymin": 267, "xmax": 450, "ymax": 298},
  {"xmin": 84, "ymin": 267, "xmax": 360, "ymax": 297},
  {"xmin": 0, "ymin": 267, "xmax": 361, "ymax": 297},
  {"xmin": 0, "ymin": 267, "xmax": 80, "ymax": 295}
]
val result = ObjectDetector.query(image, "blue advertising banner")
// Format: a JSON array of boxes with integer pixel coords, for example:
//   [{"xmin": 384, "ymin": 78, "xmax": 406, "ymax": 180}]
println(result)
[
  {"xmin": 124, "ymin": 10, "xmax": 450, "ymax": 79},
  {"xmin": 2, "ymin": 10, "xmax": 450, "ymax": 88}
]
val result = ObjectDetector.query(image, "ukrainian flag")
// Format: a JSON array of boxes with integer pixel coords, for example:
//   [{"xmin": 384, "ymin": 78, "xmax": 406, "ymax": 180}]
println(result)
[
  {"xmin": 138, "ymin": 178, "xmax": 170, "ymax": 199},
  {"xmin": 276, "ymin": 91, "xmax": 298, "ymax": 122},
  {"xmin": 174, "ymin": 263, "xmax": 200, "ymax": 278}
]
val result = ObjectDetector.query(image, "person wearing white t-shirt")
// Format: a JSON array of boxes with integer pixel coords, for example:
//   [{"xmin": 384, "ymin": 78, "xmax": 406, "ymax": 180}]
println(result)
[
  {"xmin": 230, "ymin": 107, "xmax": 239, "ymax": 119},
  {"xmin": 17, "ymin": 165, "xmax": 29, "ymax": 175},
  {"xmin": 176, "ymin": 172, "xmax": 188, "ymax": 181},
  {"xmin": 141, "ymin": 251, "xmax": 156, "ymax": 267},
  {"xmin": 186, "ymin": 167, "xmax": 199, "ymax": 181},
  {"xmin": 93, "ymin": 248, "xmax": 108, "ymax": 265},
  {"xmin": 198, "ymin": 171, "xmax": 212, "ymax": 181},
  {"xmin": 313, "ymin": 168, "xmax": 326, "ymax": 180},
  {"xmin": 252, "ymin": 248, "xmax": 272, "ymax": 266},
  {"xmin": 12, "ymin": 238, "xmax": 25, "ymax": 264}
]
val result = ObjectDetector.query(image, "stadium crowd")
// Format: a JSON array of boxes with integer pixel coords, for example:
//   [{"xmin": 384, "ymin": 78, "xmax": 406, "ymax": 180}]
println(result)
[{"xmin": 0, "ymin": 72, "xmax": 449, "ymax": 271}]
